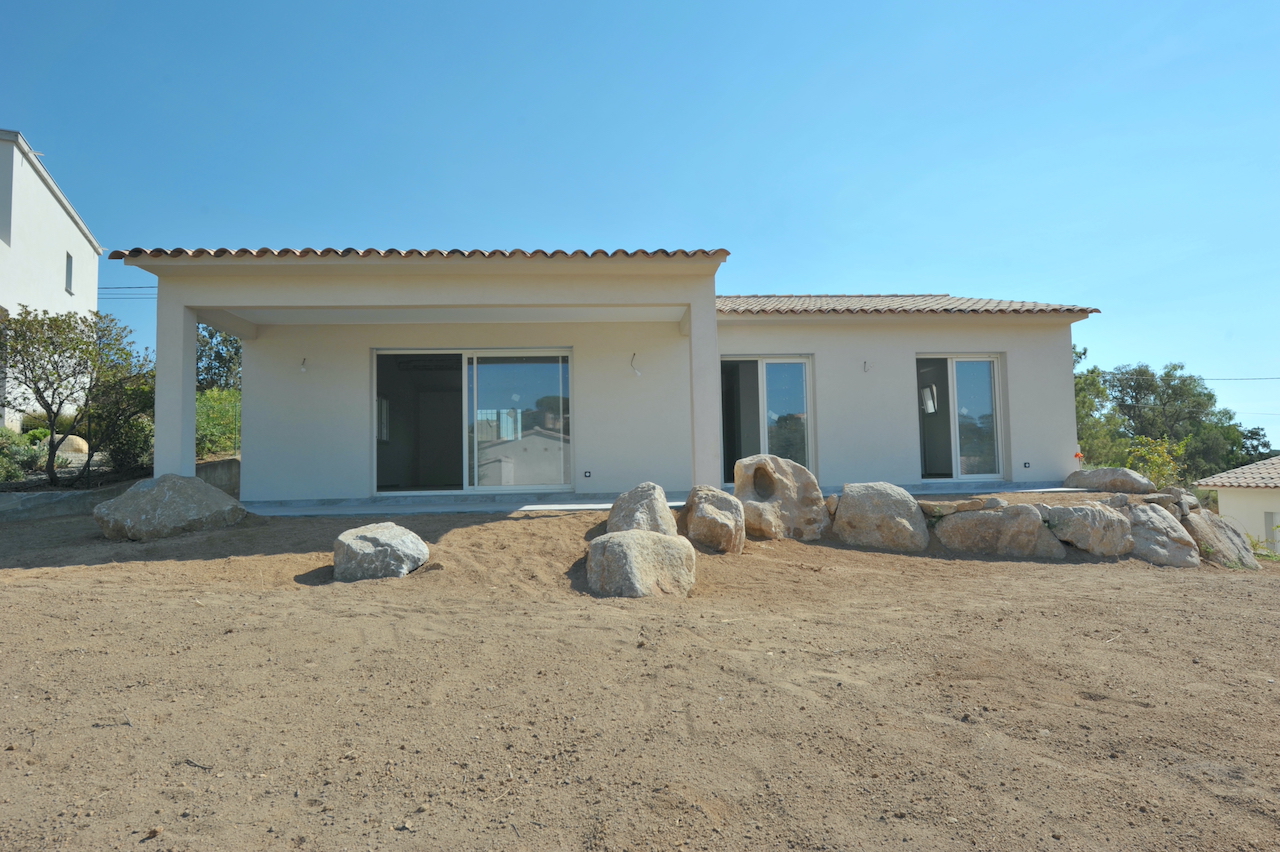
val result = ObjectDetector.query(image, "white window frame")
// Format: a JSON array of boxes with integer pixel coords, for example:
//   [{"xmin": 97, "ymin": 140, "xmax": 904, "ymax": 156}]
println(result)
[
  {"xmin": 919, "ymin": 354, "xmax": 1005, "ymax": 480},
  {"xmin": 720, "ymin": 354, "xmax": 816, "ymax": 486},
  {"xmin": 371, "ymin": 347, "xmax": 573, "ymax": 496}
]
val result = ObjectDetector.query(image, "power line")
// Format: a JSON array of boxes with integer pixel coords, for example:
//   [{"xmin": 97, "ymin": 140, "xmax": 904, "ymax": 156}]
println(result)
[{"xmin": 1084, "ymin": 369, "xmax": 1280, "ymax": 381}]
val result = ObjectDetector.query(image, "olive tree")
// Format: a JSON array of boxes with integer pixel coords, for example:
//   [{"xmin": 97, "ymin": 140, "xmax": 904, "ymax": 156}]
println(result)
[{"xmin": 0, "ymin": 306, "xmax": 153, "ymax": 485}]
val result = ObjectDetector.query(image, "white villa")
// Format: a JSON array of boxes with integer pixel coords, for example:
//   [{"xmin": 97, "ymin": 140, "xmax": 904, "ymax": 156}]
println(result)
[
  {"xmin": 111, "ymin": 247, "xmax": 1097, "ymax": 508},
  {"xmin": 0, "ymin": 129, "xmax": 103, "ymax": 430},
  {"xmin": 1197, "ymin": 457, "xmax": 1280, "ymax": 553}
]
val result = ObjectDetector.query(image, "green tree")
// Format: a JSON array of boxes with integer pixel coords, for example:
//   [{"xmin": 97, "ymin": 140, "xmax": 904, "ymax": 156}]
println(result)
[
  {"xmin": 0, "ymin": 307, "xmax": 153, "ymax": 485},
  {"xmin": 1073, "ymin": 347, "xmax": 1128, "ymax": 466},
  {"xmin": 1073, "ymin": 350, "xmax": 1276, "ymax": 483},
  {"xmin": 197, "ymin": 324, "xmax": 242, "ymax": 391}
]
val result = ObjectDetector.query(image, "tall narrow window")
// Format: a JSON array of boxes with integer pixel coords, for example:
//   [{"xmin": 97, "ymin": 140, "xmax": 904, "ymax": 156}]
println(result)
[
  {"xmin": 64, "ymin": 253, "xmax": 74, "ymax": 294},
  {"xmin": 721, "ymin": 358, "xmax": 811, "ymax": 482},
  {"xmin": 916, "ymin": 357, "xmax": 1001, "ymax": 479}
]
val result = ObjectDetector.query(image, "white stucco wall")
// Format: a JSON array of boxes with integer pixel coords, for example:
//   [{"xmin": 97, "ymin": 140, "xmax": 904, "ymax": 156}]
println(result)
[
  {"xmin": 0, "ymin": 137, "xmax": 100, "ymax": 317},
  {"xmin": 0, "ymin": 132, "xmax": 102, "ymax": 430},
  {"xmin": 1215, "ymin": 488, "xmax": 1280, "ymax": 551},
  {"xmin": 717, "ymin": 313, "xmax": 1081, "ymax": 487},
  {"xmin": 239, "ymin": 320, "xmax": 694, "ymax": 501}
]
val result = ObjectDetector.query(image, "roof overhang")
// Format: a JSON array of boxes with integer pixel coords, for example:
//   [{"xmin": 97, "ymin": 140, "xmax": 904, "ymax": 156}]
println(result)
[{"xmin": 110, "ymin": 247, "xmax": 729, "ymax": 277}]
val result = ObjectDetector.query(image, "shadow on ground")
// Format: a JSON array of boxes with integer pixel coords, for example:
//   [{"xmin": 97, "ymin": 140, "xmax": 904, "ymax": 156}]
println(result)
[{"xmin": 0, "ymin": 510, "xmax": 553, "ymax": 571}]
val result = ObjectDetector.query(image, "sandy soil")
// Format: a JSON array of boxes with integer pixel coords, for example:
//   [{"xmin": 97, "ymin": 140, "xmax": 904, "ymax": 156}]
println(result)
[{"xmin": 1, "ymin": 495, "xmax": 1278, "ymax": 851}]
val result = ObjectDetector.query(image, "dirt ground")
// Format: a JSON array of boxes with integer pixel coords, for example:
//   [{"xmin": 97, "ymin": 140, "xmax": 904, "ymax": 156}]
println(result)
[{"xmin": 1, "ymin": 494, "xmax": 1278, "ymax": 851}]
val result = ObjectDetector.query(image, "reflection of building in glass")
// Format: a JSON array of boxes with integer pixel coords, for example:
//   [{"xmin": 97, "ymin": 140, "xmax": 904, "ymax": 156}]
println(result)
[
  {"xmin": 475, "ymin": 408, "xmax": 520, "ymax": 442},
  {"xmin": 475, "ymin": 427, "xmax": 571, "ymax": 486}
]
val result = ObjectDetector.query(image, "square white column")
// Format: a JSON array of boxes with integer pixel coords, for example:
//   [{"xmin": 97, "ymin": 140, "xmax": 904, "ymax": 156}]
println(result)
[
  {"xmin": 687, "ymin": 290, "xmax": 723, "ymax": 487},
  {"xmin": 154, "ymin": 298, "xmax": 197, "ymax": 476}
]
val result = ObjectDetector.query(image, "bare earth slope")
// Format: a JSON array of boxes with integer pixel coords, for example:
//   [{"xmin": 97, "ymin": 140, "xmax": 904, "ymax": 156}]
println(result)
[{"xmin": 1, "ymin": 503, "xmax": 1278, "ymax": 851}]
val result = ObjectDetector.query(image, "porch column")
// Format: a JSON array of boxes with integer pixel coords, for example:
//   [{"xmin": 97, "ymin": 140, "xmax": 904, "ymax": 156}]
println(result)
[
  {"xmin": 688, "ymin": 291, "xmax": 722, "ymax": 487},
  {"xmin": 154, "ymin": 297, "xmax": 198, "ymax": 476}
]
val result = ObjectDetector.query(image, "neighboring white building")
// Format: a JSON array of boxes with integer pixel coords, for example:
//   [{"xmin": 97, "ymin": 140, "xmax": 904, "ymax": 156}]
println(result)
[
  {"xmin": 1197, "ymin": 456, "xmax": 1280, "ymax": 552},
  {"xmin": 0, "ymin": 129, "xmax": 103, "ymax": 429},
  {"xmin": 112, "ymin": 247, "xmax": 1096, "ymax": 507}
]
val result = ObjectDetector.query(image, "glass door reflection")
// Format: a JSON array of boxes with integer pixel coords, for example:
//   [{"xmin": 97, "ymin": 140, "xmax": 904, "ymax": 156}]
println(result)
[{"xmin": 468, "ymin": 355, "xmax": 570, "ymax": 488}]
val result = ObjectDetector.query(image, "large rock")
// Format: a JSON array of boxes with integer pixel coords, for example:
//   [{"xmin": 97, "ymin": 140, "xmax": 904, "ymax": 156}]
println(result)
[
  {"xmin": 918, "ymin": 498, "xmax": 985, "ymax": 518},
  {"xmin": 1064, "ymin": 468, "xmax": 1156, "ymax": 494},
  {"xmin": 94, "ymin": 473, "xmax": 247, "ymax": 542},
  {"xmin": 832, "ymin": 482, "xmax": 928, "ymax": 552},
  {"xmin": 49, "ymin": 434, "xmax": 90, "ymax": 454},
  {"xmin": 607, "ymin": 482, "xmax": 677, "ymax": 536},
  {"xmin": 934, "ymin": 504, "xmax": 1055, "ymax": 558},
  {"xmin": 1128, "ymin": 503, "xmax": 1200, "ymax": 568},
  {"xmin": 1045, "ymin": 504, "xmax": 1134, "ymax": 557},
  {"xmin": 333, "ymin": 522, "xmax": 429, "ymax": 581},
  {"xmin": 733, "ymin": 455, "xmax": 830, "ymax": 541},
  {"xmin": 1181, "ymin": 511, "xmax": 1261, "ymax": 570},
  {"xmin": 586, "ymin": 530, "xmax": 697, "ymax": 597},
  {"xmin": 678, "ymin": 485, "xmax": 745, "ymax": 554}
]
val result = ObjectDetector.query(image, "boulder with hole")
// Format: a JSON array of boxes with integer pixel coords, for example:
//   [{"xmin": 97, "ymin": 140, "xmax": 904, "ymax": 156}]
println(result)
[
  {"xmin": 832, "ymin": 482, "xmax": 929, "ymax": 552},
  {"xmin": 334, "ymin": 522, "xmax": 430, "ymax": 581},
  {"xmin": 607, "ymin": 482, "xmax": 677, "ymax": 536},
  {"xmin": 94, "ymin": 473, "xmax": 247, "ymax": 542},
  {"xmin": 733, "ymin": 454, "xmax": 830, "ymax": 541},
  {"xmin": 678, "ymin": 485, "xmax": 745, "ymax": 554},
  {"xmin": 1128, "ymin": 503, "xmax": 1200, "ymax": 568},
  {"xmin": 586, "ymin": 530, "xmax": 697, "ymax": 597}
]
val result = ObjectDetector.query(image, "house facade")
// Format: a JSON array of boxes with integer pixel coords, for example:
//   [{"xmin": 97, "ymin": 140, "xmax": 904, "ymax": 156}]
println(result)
[
  {"xmin": 112, "ymin": 247, "xmax": 1096, "ymax": 506},
  {"xmin": 1197, "ymin": 457, "xmax": 1280, "ymax": 552},
  {"xmin": 0, "ymin": 129, "xmax": 103, "ymax": 429}
]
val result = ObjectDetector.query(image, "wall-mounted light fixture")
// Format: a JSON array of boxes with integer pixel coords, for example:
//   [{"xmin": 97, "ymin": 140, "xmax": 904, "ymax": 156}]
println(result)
[{"xmin": 300, "ymin": 358, "xmax": 308, "ymax": 373}]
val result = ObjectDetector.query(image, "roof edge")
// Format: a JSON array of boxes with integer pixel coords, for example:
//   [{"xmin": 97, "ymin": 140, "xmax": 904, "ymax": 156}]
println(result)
[
  {"xmin": 0, "ymin": 129, "xmax": 103, "ymax": 255},
  {"xmin": 716, "ymin": 295, "xmax": 1100, "ymax": 316},
  {"xmin": 108, "ymin": 247, "xmax": 730, "ymax": 261}
]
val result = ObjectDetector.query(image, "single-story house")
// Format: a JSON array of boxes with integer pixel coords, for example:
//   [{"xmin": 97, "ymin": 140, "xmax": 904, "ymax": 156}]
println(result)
[
  {"xmin": 110, "ymin": 247, "xmax": 1097, "ymax": 508},
  {"xmin": 1197, "ymin": 457, "xmax": 1280, "ymax": 552}
]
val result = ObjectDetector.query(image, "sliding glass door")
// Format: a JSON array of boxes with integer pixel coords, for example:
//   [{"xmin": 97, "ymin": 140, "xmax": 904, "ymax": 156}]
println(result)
[
  {"xmin": 468, "ymin": 354, "xmax": 571, "ymax": 488},
  {"xmin": 721, "ymin": 358, "xmax": 812, "ymax": 482},
  {"xmin": 376, "ymin": 349, "xmax": 570, "ymax": 493},
  {"xmin": 916, "ymin": 356, "xmax": 1000, "ymax": 479}
]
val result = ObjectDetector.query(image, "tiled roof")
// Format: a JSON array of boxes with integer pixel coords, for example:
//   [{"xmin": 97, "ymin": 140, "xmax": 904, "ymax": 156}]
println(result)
[
  {"xmin": 716, "ymin": 295, "xmax": 1099, "ymax": 315},
  {"xmin": 108, "ymin": 247, "xmax": 729, "ymax": 260},
  {"xmin": 1196, "ymin": 456, "xmax": 1280, "ymax": 489}
]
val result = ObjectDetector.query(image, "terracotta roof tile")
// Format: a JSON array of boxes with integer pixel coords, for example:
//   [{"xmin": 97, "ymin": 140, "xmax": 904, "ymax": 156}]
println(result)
[
  {"xmin": 108, "ymin": 247, "xmax": 729, "ymax": 260},
  {"xmin": 716, "ymin": 295, "xmax": 1098, "ymax": 315},
  {"xmin": 1196, "ymin": 456, "xmax": 1280, "ymax": 489}
]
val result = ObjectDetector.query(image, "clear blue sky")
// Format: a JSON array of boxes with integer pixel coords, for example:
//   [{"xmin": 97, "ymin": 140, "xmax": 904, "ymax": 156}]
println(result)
[{"xmin": 6, "ymin": 1, "xmax": 1277, "ymax": 439}]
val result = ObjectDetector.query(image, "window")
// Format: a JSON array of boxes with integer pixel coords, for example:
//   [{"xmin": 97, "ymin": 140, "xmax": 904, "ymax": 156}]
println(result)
[
  {"xmin": 917, "ymin": 356, "xmax": 1001, "ymax": 479},
  {"xmin": 721, "ymin": 357, "xmax": 812, "ymax": 482},
  {"xmin": 375, "ymin": 349, "xmax": 571, "ymax": 493},
  {"xmin": 64, "ymin": 253, "xmax": 74, "ymax": 294}
]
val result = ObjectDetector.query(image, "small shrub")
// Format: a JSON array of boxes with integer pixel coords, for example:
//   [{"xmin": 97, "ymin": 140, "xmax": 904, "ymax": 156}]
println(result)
[
  {"xmin": 23, "ymin": 428, "xmax": 49, "ymax": 445},
  {"xmin": 196, "ymin": 388, "xmax": 240, "ymax": 458},
  {"xmin": 10, "ymin": 442, "xmax": 43, "ymax": 472},
  {"xmin": 0, "ymin": 427, "xmax": 35, "ymax": 480},
  {"xmin": 105, "ymin": 418, "xmax": 154, "ymax": 473},
  {"xmin": 21, "ymin": 412, "xmax": 85, "ymax": 439},
  {"xmin": 1126, "ymin": 436, "xmax": 1186, "ymax": 488}
]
